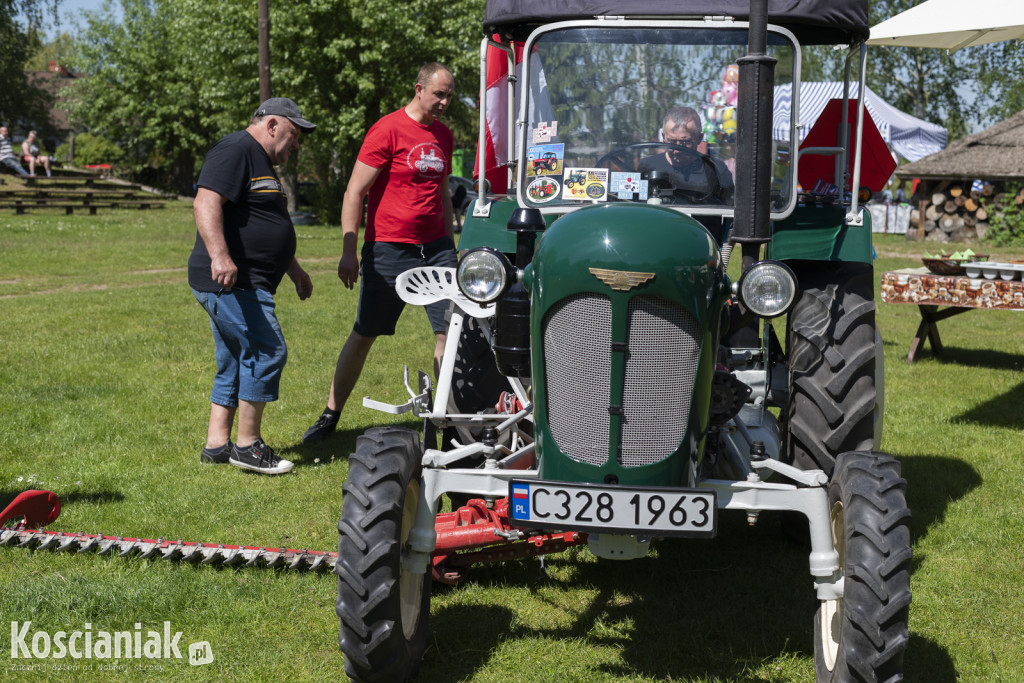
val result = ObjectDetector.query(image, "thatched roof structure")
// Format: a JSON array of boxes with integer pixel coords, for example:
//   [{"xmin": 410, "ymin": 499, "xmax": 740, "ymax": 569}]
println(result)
[{"xmin": 897, "ymin": 110, "xmax": 1024, "ymax": 182}]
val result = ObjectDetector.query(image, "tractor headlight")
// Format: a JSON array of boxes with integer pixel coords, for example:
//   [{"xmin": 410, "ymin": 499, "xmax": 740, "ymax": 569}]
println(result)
[
  {"xmin": 457, "ymin": 247, "xmax": 515, "ymax": 303},
  {"xmin": 737, "ymin": 260, "xmax": 797, "ymax": 318}
]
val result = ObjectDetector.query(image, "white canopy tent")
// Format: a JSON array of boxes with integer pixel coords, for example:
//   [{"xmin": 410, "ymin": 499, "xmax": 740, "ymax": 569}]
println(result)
[
  {"xmin": 773, "ymin": 82, "xmax": 948, "ymax": 162},
  {"xmin": 867, "ymin": 0, "xmax": 1024, "ymax": 52}
]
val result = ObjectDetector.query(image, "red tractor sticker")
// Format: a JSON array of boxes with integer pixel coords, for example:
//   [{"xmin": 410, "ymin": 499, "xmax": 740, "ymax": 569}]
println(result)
[{"xmin": 527, "ymin": 143, "xmax": 564, "ymax": 177}]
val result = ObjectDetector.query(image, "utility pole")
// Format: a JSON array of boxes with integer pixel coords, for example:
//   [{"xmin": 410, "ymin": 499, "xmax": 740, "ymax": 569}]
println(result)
[
  {"xmin": 258, "ymin": 0, "xmax": 271, "ymax": 101},
  {"xmin": 257, "ymin": 0, "xmax": 298, "ymax": 212}
]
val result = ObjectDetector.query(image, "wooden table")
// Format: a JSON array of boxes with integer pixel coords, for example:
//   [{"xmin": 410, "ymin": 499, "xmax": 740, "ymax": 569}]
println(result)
[{"xmin": 880, "ymin": 268, "xmax": 1024, "ymax": 363}]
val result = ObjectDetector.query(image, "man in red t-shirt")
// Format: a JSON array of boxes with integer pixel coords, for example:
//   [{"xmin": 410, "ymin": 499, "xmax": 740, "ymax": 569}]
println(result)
[{"xmin": 304, "ymin": 63, "xmax": 457, "ymax": 442}]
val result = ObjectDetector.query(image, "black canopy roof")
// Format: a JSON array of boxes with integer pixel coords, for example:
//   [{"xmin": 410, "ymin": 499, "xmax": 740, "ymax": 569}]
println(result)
[{"xmin": 483, "ymin": 0, "xmax": 869, "ymax": 45}]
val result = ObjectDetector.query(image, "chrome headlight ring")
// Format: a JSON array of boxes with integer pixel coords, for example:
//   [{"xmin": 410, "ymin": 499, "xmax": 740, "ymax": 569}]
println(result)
[
  {"xmin": 736, "ymin": 260, "xmax": 798, "ymax": 318},
  {"xmin": 456, "ymin": 247, "xmax": 516, "ymax": 303}
]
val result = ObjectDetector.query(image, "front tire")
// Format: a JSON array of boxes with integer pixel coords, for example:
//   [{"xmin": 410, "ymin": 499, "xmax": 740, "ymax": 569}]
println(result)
[
  {"xmin": 814, "ymin": 451, "xmax": 911, "ymax": 682},
  {"xmin": 337, "ymin": 427, "xmax": 431, "ymax": 683}
]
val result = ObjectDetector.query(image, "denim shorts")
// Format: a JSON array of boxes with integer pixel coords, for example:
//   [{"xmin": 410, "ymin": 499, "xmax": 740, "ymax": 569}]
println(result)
[
  {"xmin": 191, "ymin": 287, "xmax": 287, "ymax": 406},
  {"xmin": 354, "ymin": 236, "xmax": 458, "ymax": 337}
]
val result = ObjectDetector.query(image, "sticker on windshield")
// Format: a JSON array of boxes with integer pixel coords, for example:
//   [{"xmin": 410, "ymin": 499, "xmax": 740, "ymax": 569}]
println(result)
[
  {"xmin": 527, "ymin": 143, "xmax": 564, "ymax": 177},
  {"xmin": 610, "ymin": 172, "xmax": 649, "ymax": 201},
  {"xmin": 562, "ymin": 168, "xmax": 608, "ymax": 202},
  {"xmin": 532, "ymin": 121, "xmax": 558, "ymax": 144},
  {"xmin": 527, "ymin": 177, "xmax": 560, "ymax": 203}
]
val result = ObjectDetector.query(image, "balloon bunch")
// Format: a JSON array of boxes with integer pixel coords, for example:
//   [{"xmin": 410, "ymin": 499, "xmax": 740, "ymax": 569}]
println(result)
[{"xmin": 703, "ymin": 64, "xmax": 739, "ymax": 146}]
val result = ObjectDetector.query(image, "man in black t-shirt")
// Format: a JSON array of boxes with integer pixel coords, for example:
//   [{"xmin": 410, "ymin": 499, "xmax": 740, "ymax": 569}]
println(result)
[
  {"xmin": 188, "ymin": 97, "xmax": 315, "ymax": 475},
  {"xmin": 638, "ymin": 106, "xmax": 734, "ymax": 204},
  {"xmin": 637, "ymin": 106, "xmax": 735, "ymax": 242}
]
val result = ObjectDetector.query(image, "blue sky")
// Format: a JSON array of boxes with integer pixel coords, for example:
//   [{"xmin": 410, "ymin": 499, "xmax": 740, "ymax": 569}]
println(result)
[{"xmin": 42, "ymin": 0, "xmax": 118, "ymax": 41}]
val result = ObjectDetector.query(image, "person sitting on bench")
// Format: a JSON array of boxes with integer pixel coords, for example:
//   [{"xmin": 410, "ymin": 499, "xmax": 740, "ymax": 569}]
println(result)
[
  {"xmin": 21, "ymin": 131, "xmax": 51, "ymax": 177},
  {"xmin": 0, "ymin": 126, "xmax": 29, "ymax": 176}
]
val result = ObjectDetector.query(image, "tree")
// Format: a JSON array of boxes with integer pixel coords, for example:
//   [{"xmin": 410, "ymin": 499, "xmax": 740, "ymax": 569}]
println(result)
[
  {"xmin": 64, "ymin": 0, "xmax": 257, "ymax": 193},
  {"xmin": 63, "ymin": 0, "xmax": 485, "ymax": 214},
  {"xmin": 966, "ymin": 41, "xmax": 1024, "ymax": 126},
  {"xmin": 25, "ymin": 31, "xmax": 75, "ymax": 71},
  {"xmin": 259, "ymin": 0, "xmax": 485, "ymax": 220},
  {"xmin": 1, "ymin": 0, "xmax": 60, "ymax": 132}
]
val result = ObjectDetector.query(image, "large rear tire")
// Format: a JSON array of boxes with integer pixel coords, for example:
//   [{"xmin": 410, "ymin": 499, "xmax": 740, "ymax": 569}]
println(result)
[
  {"xmin": 337, "ymin": 427, "xmax": 431, "ymax": 683},
  {"xmin": 814, "ymin": 451, "xmax": 911, "ymax": 682},
  {"xmin": 786, "ymin": 262, "xmax": 877, "ymax": 477}
]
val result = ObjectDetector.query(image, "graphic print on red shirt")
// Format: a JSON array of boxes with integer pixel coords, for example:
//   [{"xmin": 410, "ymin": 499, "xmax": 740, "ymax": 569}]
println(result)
[{"xmin": 359, "ymin": 109, "xmax": 453, "ymax": 244}]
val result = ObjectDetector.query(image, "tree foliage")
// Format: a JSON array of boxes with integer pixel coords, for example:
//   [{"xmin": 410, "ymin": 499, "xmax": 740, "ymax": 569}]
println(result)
[
  {"xmin": 63, "ymin": 0, "xmax": 256, "ymax": 194},
  {"xmin": 55, "ymin": 131, "xmax": 124, "ymax": 165},
  {"xmin": 966, "ymin": 41, "xmax": 1024, "ymax": 126},
  {"xmin": 63, "ymin": 0, "xmax": 486, "ymax": 214},
  {"xmin": 863, "ymin": 0, "xmax": 1024, "ymax": 142},
  {"xmin": 0, "ymin": 0, "xmax": 60, "ymax": 133}
]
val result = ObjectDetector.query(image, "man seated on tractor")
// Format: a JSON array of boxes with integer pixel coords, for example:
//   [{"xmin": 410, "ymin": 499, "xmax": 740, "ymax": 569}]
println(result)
[
  {"xmin": 638, "ymin": 106, "xmax": 734, "ymax": 205},
  {"xmin": 638, "ymin": 106, "xmax": 734, "ymax": 242}
]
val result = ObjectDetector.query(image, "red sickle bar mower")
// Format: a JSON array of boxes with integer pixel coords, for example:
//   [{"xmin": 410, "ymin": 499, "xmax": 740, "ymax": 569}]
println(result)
[{"xmin": 1, "ymin": 487, "xmax": 582, "ymax": 579}]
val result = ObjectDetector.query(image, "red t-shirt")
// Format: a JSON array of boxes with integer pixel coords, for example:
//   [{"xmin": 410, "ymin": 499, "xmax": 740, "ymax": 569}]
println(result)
[{"xmin": 359, "ymin": 108, "xmax": 453, "ymax": 243}]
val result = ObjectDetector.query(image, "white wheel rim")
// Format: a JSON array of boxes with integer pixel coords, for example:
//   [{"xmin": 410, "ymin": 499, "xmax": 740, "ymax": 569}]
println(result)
[
  {"xmin": 820, "ymin": 500, "xmax": 845, "ymax": 671},
  {"xmin": 399, "ymin": 479, "xmax": 423, "ymax": 640}
]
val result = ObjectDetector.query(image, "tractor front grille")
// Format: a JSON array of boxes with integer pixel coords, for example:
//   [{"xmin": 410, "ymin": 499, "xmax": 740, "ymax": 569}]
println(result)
[
  {"xmin": 543, "ymin": 294, "xmax": 612, "ymax": 466},
  {"xmin": 543, "ymin": 293, "xmax": 701, "ymax": 468},
  {"xmin": 620, "ymin": 296, "xmax": 701, "ymax": 466}
]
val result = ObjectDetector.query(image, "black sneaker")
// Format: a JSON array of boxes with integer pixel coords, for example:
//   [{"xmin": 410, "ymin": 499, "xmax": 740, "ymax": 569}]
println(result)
[
  {"xmin": 229, "ymin": 439, "xmax": 294, "ymax": 475},
  {"xmin": 302, "ymin": 410, "xmax": 339, "ymax": 443},
  {"xmin": 200, "ymin": 440, "xmax": 233, "ymax": 464}
]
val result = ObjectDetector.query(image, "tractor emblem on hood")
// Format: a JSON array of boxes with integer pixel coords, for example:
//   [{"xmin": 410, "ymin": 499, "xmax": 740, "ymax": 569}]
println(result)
[{"xmin": 589, "ymin": 268, "xmax": 656, "ymax": 292}]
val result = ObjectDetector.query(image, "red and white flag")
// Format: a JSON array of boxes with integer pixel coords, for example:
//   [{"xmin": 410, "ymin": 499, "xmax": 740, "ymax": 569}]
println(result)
[
  {"xmin": 475, "ymin": 38, "xmax": 555, "ymax": 195},
  {"xmin": 475, "ymin": 37, "xmax": 523, "ymax": 195}
]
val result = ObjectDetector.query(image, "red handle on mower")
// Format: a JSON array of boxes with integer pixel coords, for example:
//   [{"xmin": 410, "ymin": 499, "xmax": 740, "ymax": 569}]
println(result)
[{"xmin": 0, "ymin": 490, "xmax": 62, "ymax": 528}]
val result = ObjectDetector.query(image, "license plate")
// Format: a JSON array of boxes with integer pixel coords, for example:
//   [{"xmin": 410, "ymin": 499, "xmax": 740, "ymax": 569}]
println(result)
[{"xmin": 508, "ymin": 479, "xmax": 717, "ymax": 538}]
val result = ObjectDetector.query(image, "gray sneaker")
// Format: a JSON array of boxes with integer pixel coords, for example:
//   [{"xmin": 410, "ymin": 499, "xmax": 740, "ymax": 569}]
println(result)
[
  {"xmin": 201, "ymin": 440, "xmax": 233, "ymax": 464},
  {"xmin": 229, "ymin": 439, "xmax": 294, "ymax": 475}
]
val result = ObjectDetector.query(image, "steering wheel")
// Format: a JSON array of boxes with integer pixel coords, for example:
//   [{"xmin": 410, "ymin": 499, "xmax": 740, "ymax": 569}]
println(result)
[{"xmin": 596, "ymin": 142, "xmax": 722, "ymax": 204}]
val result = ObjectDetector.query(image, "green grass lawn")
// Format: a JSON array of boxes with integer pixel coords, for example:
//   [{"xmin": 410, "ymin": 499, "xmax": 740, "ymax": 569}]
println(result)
[{"xmin": 2, "ymin": 205, "xmax": 1023, "ymax": 681}]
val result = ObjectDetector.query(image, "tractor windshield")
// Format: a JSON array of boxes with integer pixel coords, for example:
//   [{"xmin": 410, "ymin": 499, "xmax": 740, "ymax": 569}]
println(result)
[{"xmin": 518, "ymin": 24, "xmax": 797, "ymax": 215}]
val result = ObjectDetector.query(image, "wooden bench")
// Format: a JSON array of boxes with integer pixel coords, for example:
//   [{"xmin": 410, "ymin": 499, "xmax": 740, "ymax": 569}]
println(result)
[
  {"xmin": 880, "ymin": 268, "xmax": 1024, "ymax": 363},
  {"xmin": 0, "ymin": 199, "xmax": 166, "ymax": 215},
  {"xmin": 22, "ymin": 175, "xmax": 99, "ymax": 188},
  {"xmin": 0, "ymin": 188, "xmax": 142, "ymax": 200}
]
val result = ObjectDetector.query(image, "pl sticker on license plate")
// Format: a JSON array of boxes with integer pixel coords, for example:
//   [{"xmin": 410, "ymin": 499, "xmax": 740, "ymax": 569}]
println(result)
[{"xmin": 509, "ymin": 480, "xmax": 717, "ymax": 538}]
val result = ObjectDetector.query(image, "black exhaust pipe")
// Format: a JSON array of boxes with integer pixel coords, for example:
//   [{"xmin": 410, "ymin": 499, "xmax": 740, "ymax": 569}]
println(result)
[{"xmin": 731, "ymin": 0, "xmax": 776, "ymax": 248}]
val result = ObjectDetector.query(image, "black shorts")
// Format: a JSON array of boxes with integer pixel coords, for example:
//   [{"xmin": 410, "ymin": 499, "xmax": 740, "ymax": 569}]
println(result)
[{"xmin": 354, "ymin": 236, "xmax": 458, "ymax": 337}]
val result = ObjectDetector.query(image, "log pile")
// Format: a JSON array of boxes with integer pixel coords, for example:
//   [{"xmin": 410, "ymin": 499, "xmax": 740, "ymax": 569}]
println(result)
[
  {"xmin": 910, "ymin": 182, "xmax": 1000, "ymax": 243},
  {"xmin": 909, "ymin": 182, "xmax": 1024, "ymax": 243}
]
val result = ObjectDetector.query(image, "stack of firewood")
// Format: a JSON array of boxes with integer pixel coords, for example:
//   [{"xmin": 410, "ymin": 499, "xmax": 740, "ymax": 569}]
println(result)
[{"xmin": 910, "ymin": 183, "xmax": 1000, "ymax": 243}]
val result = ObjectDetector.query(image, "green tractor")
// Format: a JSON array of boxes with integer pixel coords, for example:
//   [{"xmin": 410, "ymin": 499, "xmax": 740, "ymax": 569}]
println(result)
[{"xmin": 336, "ymin": 1, "xmax": 910, "ymax": 681}]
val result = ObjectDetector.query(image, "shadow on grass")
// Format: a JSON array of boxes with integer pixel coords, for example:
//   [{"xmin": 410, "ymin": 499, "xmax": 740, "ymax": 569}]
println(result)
[
  {"xmin": 417, "ymin": 516, "xmax": 798, "ymax": 679},
  {"xmin": 906, "ymin": 634, "xmax": 959, "ymax": 683},
  {"xmin": 917, "ymin": 345, "xmax": 1024, "ymax": 371},
  {"xmin": 898, "ymin": 455, "xmax": 982, "ymax": 546},
  {"xmin": 278, "ymin": 428, "xmax": 363, "ymax": 467},
  {"xmin": 281, "ymin": 419, "xmax": 426, "ymax": 467},
  {"xmin": 952, "ymin": 380, "xmax": 1024, "ymax": 428},
  {"xmin": 421, "ymin": 514, "xmax": 824, "ymax": 680},
  {"xmin": 418, "ymin": 454, "xmax": 974, "ymax": 681},
  {"xmin": 1, "ymin": 488, "xmax": 125, "ymax": 513}
]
